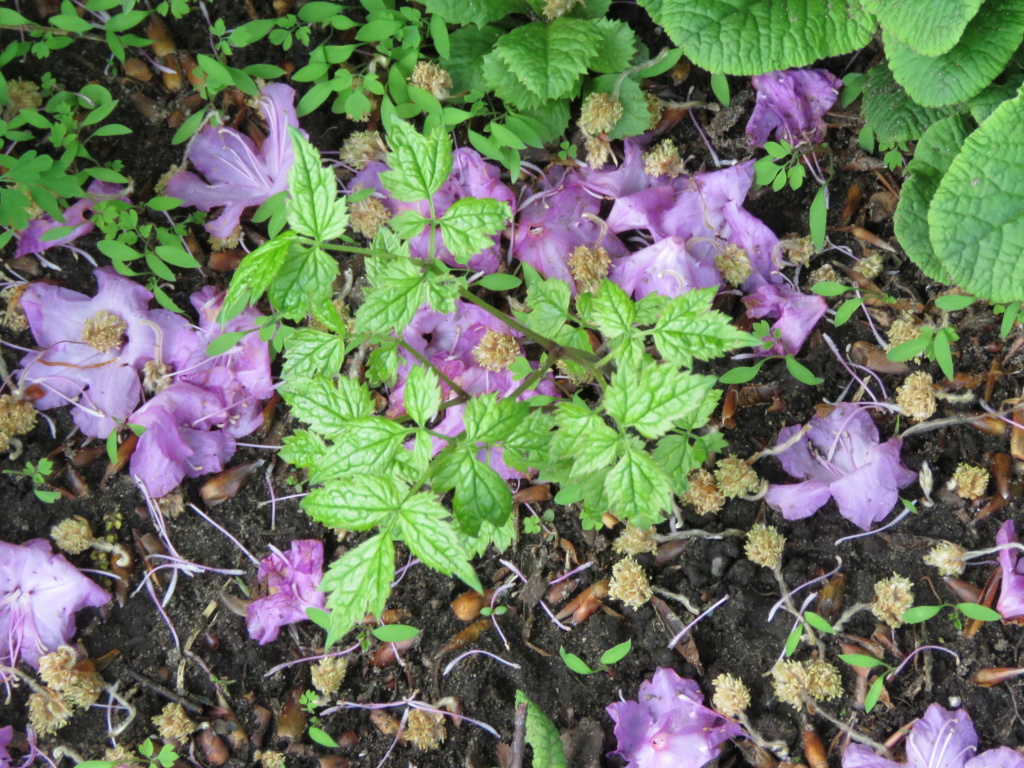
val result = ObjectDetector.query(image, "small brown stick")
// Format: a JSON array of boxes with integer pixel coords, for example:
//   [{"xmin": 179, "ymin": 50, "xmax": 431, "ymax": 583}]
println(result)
[{"xmin": 510, "ymin": 701, "xmax": 528, "ymax": 768}]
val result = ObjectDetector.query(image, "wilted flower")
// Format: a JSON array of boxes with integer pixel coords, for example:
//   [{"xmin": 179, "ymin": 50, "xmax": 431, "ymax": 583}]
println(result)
[
  {"xmin": 951, "ymin": 463, "xmax": 989, "ymax": 500},
  {"xmin": 339, "ymin": 129, "xmax": 386, "ymax": 170},
  {"xmin": 742, "ymin": 282, "xmax": 827, "ymax": 356},
  {"xmin": 613, "ymin": 526, "xmax": 658, "ymax": 556},
  {"xmin": 165, "ymin": 83, "xmax": 301, "ymax": 239},
  {"xmin": 643, "ymin": 140, "xmax": 686, "ymax": 179},
  {"xmin": 746, "ymin": 69, "xmax": 843, "ymax": 148},
  {"xmin": 542, "ymin": 0, "xmax": 584, "ymax": 20},
  {"xmin": 771, "ymin": 659, "xmax": 842, "ymax": 709},
  {"xmin": 15, "ymin": 180, "xmax": 127, "ymax": 259},
  {"xmin": 842, "ymin": 703, "xmax": 1024, "ymax": 768},
  {"xmin": 578, "ymin": 92, "xmax": 623, "ymax": 136},
  {"xmin": 152, "ymin": 702, "xmax": 196, "ymax": 742},
  {"xmin": 410, "ymin": 60, "xmax": 452, "ymax": 100},
  {"xmin": 27, "ymin": 689, "xmax": 72, "ymax": 736},
  {"xmin": 0, "ymin": 539, "xmax": 110, "ymax": 669},
  {"xmin": 764, "ymin": 404, "xmax": 917, "ymax": 530},
  {"xmin": 895, "ymin": 371, "xmax": 936, "ymax": 421},
  {"xmin": 711, "ymin": 674, "xmax": 750, "ymax": 717},
  {"xmin": 996, "ymin": 520, "xmax": 1024, "ymax": 621},
  {"xmin": 610, "ymin": 236, "xmax": 721, "ymax": 300},
  {"xmin": 608, "ymin": 557, "xmax": 652, "ymax": 610},
  {"xmin": 872, "ymin": 574, "xmax": 914, "ymax": 628},
  {"xmin": 924, "ymin": 541, "xmax": 967, "ymax": 577},
  {"xmin": 683, "ymin": 469, "xmax": 725, "ymax": 516},
  {"xmin": 713, "ymin": 456, "xmax": 760, "ymax": 499},
  {"xmin": 745, "ymin": 524, "xmax": 785, "ymax": 570},
  {"xmin": 404, "ymin": 709, "xmax": 446, "ymax": 751},
  {"xmin": 311, "ymin": 656, "xmax": 348, "ymax": 696},
  {"xmin": 246, "ymin": 540, "xmax": 327, "ymax": 644},
  {"xmin": 606, "ymin": 668, "xmax": 742, "ymax": 768}
]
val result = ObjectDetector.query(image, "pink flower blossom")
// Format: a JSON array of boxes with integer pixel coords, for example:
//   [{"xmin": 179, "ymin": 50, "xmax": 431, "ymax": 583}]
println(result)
[
  {"xmin": 15, "ymin": 180, "xmax": 127, "ymax": 259},
  {"xmin": 165, "ymin": 83, "xmax": 301, "ymax": 239},
  {"xmin": 742, "ymin": 282, "xmax": 827, "ymax": 356},
  {"xmin": 995, "ymin": 520, "xmax": 1024, "ymax": 621},
  {"xmin": 843, "ymin": 703, "xmax": 1024, "ymax": 768},
  {"xmin": 764, "ymin": 404, "xmax": 917, "ymax": 530},
  {"xmin": 746, "ymin": 69, "xmax": 843, "ymax": 148},
  {"xmin": 246, "ymin": 540, "xmax": 326, "ymax": 644},
  {"xmin": 606, "ymin": 668, "xmax": 741, "ymax": 768},
  {"xmin": 609, "ymin": 236, "xmax": 721, "ymax": 300},
  {"xmin": 0, "ymin": 539, "xmax": 109, "ymax": 669}
]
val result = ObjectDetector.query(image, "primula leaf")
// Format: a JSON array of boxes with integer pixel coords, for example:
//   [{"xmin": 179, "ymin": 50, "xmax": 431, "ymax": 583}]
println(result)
[
  {"xmin": 321, "ymin": 533, "xmax": 395, "ymax": 646},
  {"xmin": 515, "ymin": 691, "xmax": 569, "ymax": 768},
  {"xmin": 604, "ymin": 362, "xmax": 718, "ymax": 440},
  {"xmin": 442, "ymin": 25, "xmax": 503, "ymax": 94},
  {"xmin": 589, "ymin": 18, "xmax": 638, "ymax": 73},
  {"xmin": 287, "ymin": 128, "xmax": 348, "ymax": 242},
  {"xmin": 220, "ymin": 231, "xmax": 297, "ymax": 320},
  {"xmin": 493, "ymin": 18, "xmax": 601, "ymax": 102},
  {"xmin": 356, "ymin": 257, "xmax": 425, "ymax": 335},
  {"xmin": 884, "ymin": 0, "xmax": 1024, "ymax": 107},
  {"xmin": 481, "ymin": 51, "xmax": 551, "ymax": 111},
  {"xmin": 424, "ymin": 0, "xmax": 526, "ymax": 25},
  {"xmin": 862, "ymin": 63, "xmax": 961, "ymax": 143},
  {"xmin": 641, "ymin": 0, "xmax": 875, "ymax": 75},
  {"xmin": 605, "ymin": 437, "xmax": 673, "ymax": 529},
  {"xmin": 398, "ymin": 493, "xmax": 483, "ymax": 592},
  {"xmin": 282, "ymin": 376, "xmax": 374, "ymax": 435},
  {"xmin": 929, "ymin": 91, "xmax": 1024, "ymax": 302},
  {"xmin": 282, "ymin": 328, "xmax": 348, "ymax": 379},
  {"xmin": 463, "ymin": 394, "xmax": 529, "ymax": 444},
  {"xmin": 404, "ymin": 365, "xmax": 442, "ymax": 426},
  {"xmin": 268, "ymin": 245, "xmax": 338, "ymax": 320},
  {"xmin": 652, "ymin": 286, "xmax": 755, "ymax": 366},
  {"xmin": 302, "ymin": 476, "xmax": 403, "ymax": 530},
  {"xmin": 380, "ymin": 120, "xmax": 453, "ymax": 203},
  {"xmin": 865, "ymin": 0, "xmax": 983, "ymax": 56},
  {"xmin": 438, "ymin": 197, "xmax": 511, "ymax": 262},
  {"xmin": 432, "ymin": 446, "xmax": 512, "ymax": 536}
]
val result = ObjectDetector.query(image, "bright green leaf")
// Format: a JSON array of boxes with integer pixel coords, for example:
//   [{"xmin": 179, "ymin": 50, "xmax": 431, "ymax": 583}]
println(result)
[
  {"xmin": 321, "ymin": 534, "xmax": 395, "ymax": 646},
  {"xmin": 438, "ymin": 196, "xmax": 511, "ymax": 262},
  {"xmin": 404, "ymin": 365, "xmax": 442, "ymax": 426},
  {"xmin": 493, "ymin": 18, "xmax": 600, "ymax": 102}
]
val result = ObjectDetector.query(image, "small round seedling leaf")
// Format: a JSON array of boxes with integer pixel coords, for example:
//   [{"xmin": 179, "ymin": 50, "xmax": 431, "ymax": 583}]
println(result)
[
  {"xmin": 803, "ymin": 611, "xmax": 835, "ymax": 634},
  {"xmin": 957, "ymin": 602, "xmax": 1002, "ymax": 622},
  {"xmin": 477, "ymin": 273, "xmax": 523, "ymax": 291},
  {"xmin": 599, "ymin": 639, "xmax": 632, "ymax": 666},
  {"xmin": 901, "ymin": 604, "xmax": 946, "ymax": 624},
  {"xmin": 864, "ymin": 674, "xmax": 886, "ymax": 713},
  {"xmin": 559, "ymin": 646, "xmax": 595, "ymax": 675},
  {"xmin": 308, "ymin": 726, "xmax": 339, "ymax": 748},
  {"xmin": 371, "ymin": 624, "xmax": 420, "ymax": 643},
  {"xmin": 784, "ymin": 622, "xmax": 803, "ymax": 657},
  {"xmin": 839, "ymin": 653, "xmax": 886, "ymax": 670},
  {"xmin": 934, "ymin": 294, "xmax": 977, "ymax": 312}
]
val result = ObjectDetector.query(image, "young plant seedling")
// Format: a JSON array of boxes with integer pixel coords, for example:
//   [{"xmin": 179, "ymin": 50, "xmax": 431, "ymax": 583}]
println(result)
[
  {"xmin": 299, "ymin": 689, "xmax": 340, "ymax": 748},
  {"xmin": 720, "ymin": 322, "xmax": 823, "ymax": 386},
  {"xmin": 3, "ymin": 457, "xmax": 60, "ymax": 503},
  {"xmin": 559, "ymin": 639, "xmax": 632, "ymax": 676},
  {"xmin": 812, "ymin": 280, "xmax": 899, "ymax": 327},
  {"xmin": 784, "ymin": 611, "xmax": 835, "ymax": 657},
  {"xmin": 75, "ymin": 738, "xmax": 179, "ymax": 768}
]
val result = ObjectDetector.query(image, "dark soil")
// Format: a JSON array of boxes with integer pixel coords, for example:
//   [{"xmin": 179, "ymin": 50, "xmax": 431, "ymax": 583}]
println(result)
[{"xmin": 3, "ymin": 3, "xmax": 1024, "ymax": 768}]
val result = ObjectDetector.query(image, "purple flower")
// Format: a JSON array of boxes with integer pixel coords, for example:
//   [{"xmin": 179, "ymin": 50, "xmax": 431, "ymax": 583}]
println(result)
[
  {"xmin": 0, "ymin": 539, "xmax": 109, "ymax": 669},
  {"xmin": 764, "ymin": 404, "xmax": 917, "ymax": 530},
  {"xmin": 995, "ymin": 521, "xmax": 1024, "ymax": 621},
  {"xmin": 746, "ymin": 69, "xmax": 843, "ymax": 148},
  {"xmin": 165, "ymin": 83, "xmax": 301, "ymax": 239},
  {"xmin": 15, "ymin": 180, "xmax": 127, "ymax": 259},
  {"xmin": 606, "ymin": 668, "xmax": 741, "ymax": 768},
  {"xmin": 246, "ymin": 540, "xmax": 326, "ymax": 644},
  {"xmin": 349, "ymin": 148, "xmax": 515, "ymax": 273},
  {"xmin": 843, "ymin": 703, "xmax": 1024, "ymax": 768},
  {"xmin": 0, "ymin": 726, "xmax": 11, "ymax": 768},
  {"xmin": 17, "ymin": 267, "xmax": 179, "ymax": 437},
  {"xmin": 742, "ymin": 282, "xmax": 827, "ymax": 356},
  {"xmin": 609, "ymin": 236, "xmax": 721, "ymax": 300}
]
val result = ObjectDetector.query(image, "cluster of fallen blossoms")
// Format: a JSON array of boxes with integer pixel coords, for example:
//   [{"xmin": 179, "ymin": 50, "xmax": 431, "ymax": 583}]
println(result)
[{"xmin": 11, "ymin": 267, "xmax": 272, "ymax": 496}]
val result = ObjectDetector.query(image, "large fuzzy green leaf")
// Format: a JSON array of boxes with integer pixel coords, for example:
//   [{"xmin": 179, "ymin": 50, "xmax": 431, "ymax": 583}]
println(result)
[
  {"xmin": 638, "ymin": 0, "xmax": 875, "ymax": 75},
  {"xmin": 423, "ymin": 0, "xmax": 527, "ymax": 25},
  {"xmin": 893, "ymin": 115, "xmax": 973, "ymax": 282},
  {"xmin": 861, "ymin": 63, "xmax": 961, "ymax": 143},
  {"xmin": 929, "ymin": 91, "xmax": 1024, "ymax": 301},
  {"xmin": 885, "ymin": 0, "xmax": 1024, "ymax": 107},
  {"xmin": 493, "ymin": 18, "xmax": 601, "ymax": 102},
  {"xmin": 865, "ymin": 0, "xmax": 983, "ymax": 56}
]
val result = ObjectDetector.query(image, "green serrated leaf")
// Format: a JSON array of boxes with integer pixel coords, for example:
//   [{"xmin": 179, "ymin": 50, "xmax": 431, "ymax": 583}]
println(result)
[
  {"xmin": 321, "ymin": 534, "xmax": 396, "ymax": 646},
  {"xmin": 589, "ymin": 18, "xmax": 638, "ymax": 74},
  {"xmin": 404, "ymin": 365, "xmax": 442, "ymax": 426},
  {"xmin": 268, "ymin": 246, "xmax": 339, "ymax": 320},
  {"xmin": 605, "ymin": 436, "xmax": 672, "ymax": 529},
  {"xmin": 432, "ymin": 446, "xmax": 512, "ymax": 536},
  {"xmin": 861, "ymin": 63, "xmax": 961, "ymax": 144},
  {"xmin": 463, "ymin": 394, "xmax": 529, "ymax": 444},
  {"xmin": 442, "ymin": 25, "xmax": 503, "ymax": 94},
  {"xmin": 439, "ymin": 197, "xmax": 511, "ymax": 262},
  {"xmin": 380, "ymin": 120, "xmax": 453, "ymax": 202},
  {"xmin": 604, "ymin": 362, "xmax": 718, "ymax": 440},
  {"xmin": 286, "ymin": 128, "xmax": 348, "ymax": 242},
  {"xmin": 652, "ymin": 287, "xmax": 755, "ymax": 366},
  {"xmin": 302, "ymin": 476, "xmax": 403, "ymax": 530},
  {"xmin": 515, "ymin": 692, "xmax": 568, "ymax": 768},
  {"xmin": 398, "ymin": 493, "xmax": 483, "ymax": 592},
  {"xmin": 356, "ymin": 256, "xmax": 425, "ymax": 335},
  {"xmin": 866, "ymin": 0, "xmax": 983, "ymax": 56},
  {"xmin": 312, "ymin": 420, "xmax": 410, "ymax": 484},
  {"xmin": 494, "ymin": 18, "xmax": 601, "ymax": 102},
  {"xmin": 283, "ymin": 329, "xmax": 347, "ymax": 380},
  {"xmin": 552, "ymin": 400, "xmax": 621, "ymax": 477},
  {"xmin": 282, "ymin": 376, "xmax": 375, "ymax": 435},
  {"xmin": 424, "ymin": 0, "xmax": 526, "ymax": 25}
]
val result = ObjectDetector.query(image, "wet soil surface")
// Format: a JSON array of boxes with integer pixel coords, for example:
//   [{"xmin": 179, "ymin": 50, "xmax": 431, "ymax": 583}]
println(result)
[{"xmin": 3, "ymin": 3, "xmax": 1024, "ymax": 768}]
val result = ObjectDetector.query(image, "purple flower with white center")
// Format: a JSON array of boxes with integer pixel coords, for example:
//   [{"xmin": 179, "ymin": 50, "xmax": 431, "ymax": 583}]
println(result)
[
  {"xmin": 764, "ymin": 404, "xmax": 917, "ymax": 530},
  {"xmin": 746, "ymin": 69, "xmax": 843, "ymax": 148},
  {"xmin": 609, "ymin": 236, "xmax": 721, "ymax": 300},
  {"xmin": 349, "ymin": 148, "xmax": 514, "ymax": 273},
  {"xmin": 606, "ymin": 668, "xmax": 742, "ymax": 768},
  {"xmin": 995, "ymin": 520, "xmax": 1024, "ymax": 621},
  {"xmin": 246, "ymin": 540, "xmax": 326, "ymax": 644},
  {"xmin": 165, "ymin": 83, "xmax": 301, "ymax": 240},
  {"xmin": 15, "ymin": 180, "xmax": 127, "ymax": 260},
  {"xmin": 742, "ymin": 282, "xmax": 827, "ymax": 356},
  {"xmin": 128, "ymin": 382, "xmax": 237, "ymax": 499},
  {"xmin": 17, "ymin": 267, "xmax": 182, "ymax": 438},
  {"xmin": 0, "ymin": 539, "xmax": 110, "ymax": 669},
  {"xmin": 842, "ymin": 703, "xmax": 1024, "ymax": 768}
]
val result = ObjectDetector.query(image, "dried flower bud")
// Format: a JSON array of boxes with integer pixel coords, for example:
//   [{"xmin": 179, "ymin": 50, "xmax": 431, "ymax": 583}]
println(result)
[
  {"xmin": 715, "ymin": 244, "xmax": 752, "ymax": 287},
  {"xmin": 578, "ymin": 93, "xmax": 623, "ymax": 137},
  {"xmin": 472, "ymin": 330, "xmax": 520, "ymax": 372},
  {"xmin": 644, "ymin": 92, "xmax": 663, "ymax": 130},
  {"xmin": 643, "ymin": 139, "xmax": 686, "ymax": 178},
  {"xmin": 340, "ymin": 130, "xmax": 386, "ymax": 170},
  {"xmin": 2, "ymin": 283, "xmax": 30, "ymax": 331},
  {"xmin": 745, "ymin": 524, "xmax": 785, "ymax": 570},
  {"xmin": 924, "ymin": 541, "xmax": 967, "ymax": 577},
  {"xmin": 153, "ymin": 702, "xmax": 197, "ymax": 742},
  {"xmin": 0, "ymin": 393, "xmax": 37, "ymax": 439},
  {"xmin": 608, "ymin": 557, "xmax": 652, "ymax": 610},
  {"xmin": 853, "ymin": 252, "xmax": 884, "ymax": 279},
  {"xmin": 683, "ymin": 469, "xmax": 725, "ymax": 516},
  {"xmin": 404, "ymin": 709, "xmax": 446, "ymax": 751},
  {"xmin": 887, "ymin": 313, "xmax": 921, "ymax": 350},
  {"xmin": 143, "ymin": 360, "xmax": 172, "ymax": 395},
  {"xmin": 896, "ymin": 371, "xmax": 937, "ymax": 421},
  {"xmin": 51, "ymin": 517, "xmax": 95, "ymax": 555},
  {"xmin": 311, "ymin": 656, "xmax": 348, "ymax": 696},
  {"xmin": 803, "ymin": 660, "xmax": 843, "ymax": 701},
  {"xmin": 714, "ymin": 456, "xmax": 760, "ymax": 498},
  {"xmin": 568, "ymin": 245, "xmax": 611, "ymax": 295},
  {"xmin": 38, "ymin": 646, "xmax": 81, "ymax": 690},
  {"xmin": 349, "ymin": 196, "xmax": 391, "ymax": 239},
  {"xmin": 808, "ymin": 263, "xmax": 840, "ymax": 285},
  {"xmin": 583, "ymin": 135, "xmax": 613, "ymax": 170},
  {"xmin": 712, "ymin": 673, "xmax": 751, "ymax": 716},
  {"xmin": 410, "ymin": 61, "xmax": 452, "ymax": 100},
  {"xmin": 781, "ymin": 235, "xmax": 815, "ymax": 267},
  {"xmin": 28, "ymin": 689, "xmax": 72, "ymax": 735},
  {"xmin": 872, "ymin": 573, "xmax": 914, "ymax": 628},
  {"xmin": 951, "ymin": 463, "xmax": 989, "ymax": 500},
  {"xmin": 542, "ymin": 0, "xmax": 584, "ymax": 19},
  {"xmin": 4, "ymin": 80, "xmax": 43, "ymax": 121},
  {"xmin": 771, "ymin": 660, "xmax": 808, "ymax": 709},
  {"xmin": 613, "ymin": 525, "xmax": 658, "ymax": 556},
  {"xmin": 104, "ymin": 745, "xmax": 135, "ymax": 763},
  {"xmin": 254, "ymin": 750, "xmax": 286, "ymax": 768}
]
